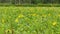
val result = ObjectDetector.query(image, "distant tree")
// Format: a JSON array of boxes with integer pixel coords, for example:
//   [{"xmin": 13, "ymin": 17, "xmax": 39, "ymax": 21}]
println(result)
[
  {"xmin": 0, "ymin": 0, "xmax": 60, "ymax": 5},
  {"xmin": 0, "ymin": 0, "xmax": 6, "ymax": 3},
  {"xmin": 31, "ymin": 0, "xmax": 37, "ymax": 4}
]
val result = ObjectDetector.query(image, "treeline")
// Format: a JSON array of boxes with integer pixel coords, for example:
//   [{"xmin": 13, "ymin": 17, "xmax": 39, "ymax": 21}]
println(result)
[{"xmin": 0, "ymin": 0, "xmax": 60, "ymax": 4}]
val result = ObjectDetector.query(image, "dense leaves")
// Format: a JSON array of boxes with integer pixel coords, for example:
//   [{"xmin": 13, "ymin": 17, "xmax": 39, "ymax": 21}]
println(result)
[
  {"xmin": 0, "ymin": 0, "xmax": 60, "ymax": 4},
  {"xmin": 0, "ymin": 7, "xmax": 60, "ymax": 34}
]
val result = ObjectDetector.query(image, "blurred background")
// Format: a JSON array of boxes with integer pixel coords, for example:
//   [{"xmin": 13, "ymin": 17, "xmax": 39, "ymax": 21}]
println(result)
[{"xmin": 0, "ymin": 0, "xmax": 60, "ymax": 6}]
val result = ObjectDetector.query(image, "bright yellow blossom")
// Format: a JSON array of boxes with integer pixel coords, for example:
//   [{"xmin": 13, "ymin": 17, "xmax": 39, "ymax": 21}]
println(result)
[
  {"xmin": 15, "ymin": 18, "xmax": 19, "ymax": 22},
  {"xmin": 2, "ymin": 19, "xmax": 5, "ymax": 23},
  {"xmin": 52, "ymin": 22, "xmax": 57, "ymax": 26},
  {"xmin": 18, "ymin": 14, "xmax": 24, "ymax": 18},
  {"xmin": 42, "ymin": 14, "xmax": 46, "ymax": 17},
  {"xmin": 48, "ymin": 13, "xmax": 51, "ymax": 16},
  {"xmin": 31, "ymin": 14, "xmax": 37, "ymax": 16},
  {"xmin": 58, "ymin": 14, "xmax": 60, "ymax": 17}
]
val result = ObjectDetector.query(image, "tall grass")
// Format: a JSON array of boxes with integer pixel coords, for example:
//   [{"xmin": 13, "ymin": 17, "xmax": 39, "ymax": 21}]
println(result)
[{"xmin": 0, "ymin": 7, "xmax": 60, "ymax": 34}]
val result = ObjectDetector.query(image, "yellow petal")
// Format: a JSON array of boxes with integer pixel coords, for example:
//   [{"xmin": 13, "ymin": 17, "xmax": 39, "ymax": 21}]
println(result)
[
  {"xmin": 32, "ymin": 14, "xmax": 37, "ymax": 16},
  {"xmin": 18, "ymin": 14, "xmax": 24, "ymax": 18},
  {"xmin": 15, "ymin": 18, "xmax": 19, "ymax": 22},
  {"xmin": 48, "ymin": 13, "xmax": 51, "ymax": 16},
  {"xmin": 2, "ymin": 19, "xmax": 5, "ymax": 23},
  {"xmin": 58, "ymin": 14, "xmax": 60, "ymax": 17},
  {"xmin": 52, "ymin": 22, "xmax": 57, "ymax": 26},
  {"xmin": 42, "ymin": 14, "xmax": 46, "ymax": 17}
]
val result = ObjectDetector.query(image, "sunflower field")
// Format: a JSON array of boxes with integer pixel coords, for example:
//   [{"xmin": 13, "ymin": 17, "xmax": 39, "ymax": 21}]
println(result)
[{"xmin": 0, "ymin": 7, "xmax": 60, "ymax": 34}]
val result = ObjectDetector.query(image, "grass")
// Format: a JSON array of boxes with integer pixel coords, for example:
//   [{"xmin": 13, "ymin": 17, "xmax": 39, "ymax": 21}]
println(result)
[
  {"xmin": 0, "ymin": 4, "xmax": 60, "ymax": 7},
  {"xmin": 0, "ymin": 7, "xmax": 60, "ymax": 34}
]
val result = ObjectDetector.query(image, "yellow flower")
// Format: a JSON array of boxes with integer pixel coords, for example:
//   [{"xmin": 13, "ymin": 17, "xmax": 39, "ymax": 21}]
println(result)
[
  {"xmin": 48, "ymin": 13, "xmax": 51, "ymax": 16},
  {"xmin": 58, "ymin": 14, "xmax": 60, "ymax": 17},
  {"xmin": 42, "ymin": 14, "xmax": 46, "ymax": 17},
  {"xmin": 5, "ymin": 29, "xmax": 12, "ymax": 33},
  {"xmin": 31, "ymin": 14, "xmax": 37, "ymax": 16},
  {"xmin": 18, "ymin": 14, "xmax": 24, "ymax": 18},
  {"xmin": 52, "ymin": 22, "xmax": 57, "ymax": 26},
  {"xmin": 2, "ymin": 19, "xmax": 5, "ymax": 23},
  {"xmin": 15, "ymin": 18, "xmax": 19, "ymax": 22}
]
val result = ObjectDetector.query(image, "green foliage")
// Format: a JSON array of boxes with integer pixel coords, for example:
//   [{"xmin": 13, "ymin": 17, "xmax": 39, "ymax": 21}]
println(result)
[
  {"xmin": 0, "ymin": 0, "xmax": 60, "ymax": 5},
  {"xmin": 0, "ymin": 7, "xmax": 60, "ymax": 34}
]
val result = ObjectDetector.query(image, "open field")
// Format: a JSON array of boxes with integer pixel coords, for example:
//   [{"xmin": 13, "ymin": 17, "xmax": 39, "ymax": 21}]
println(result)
[{"xmin": 0, "ymin": 7, "xmax": 60, "ymax": 34}]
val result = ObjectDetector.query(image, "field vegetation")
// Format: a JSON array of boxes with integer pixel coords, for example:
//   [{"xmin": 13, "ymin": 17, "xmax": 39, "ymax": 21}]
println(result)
[{"xmin": 0, "ymin": 7, "xmax": 60, "ymax": 34}]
